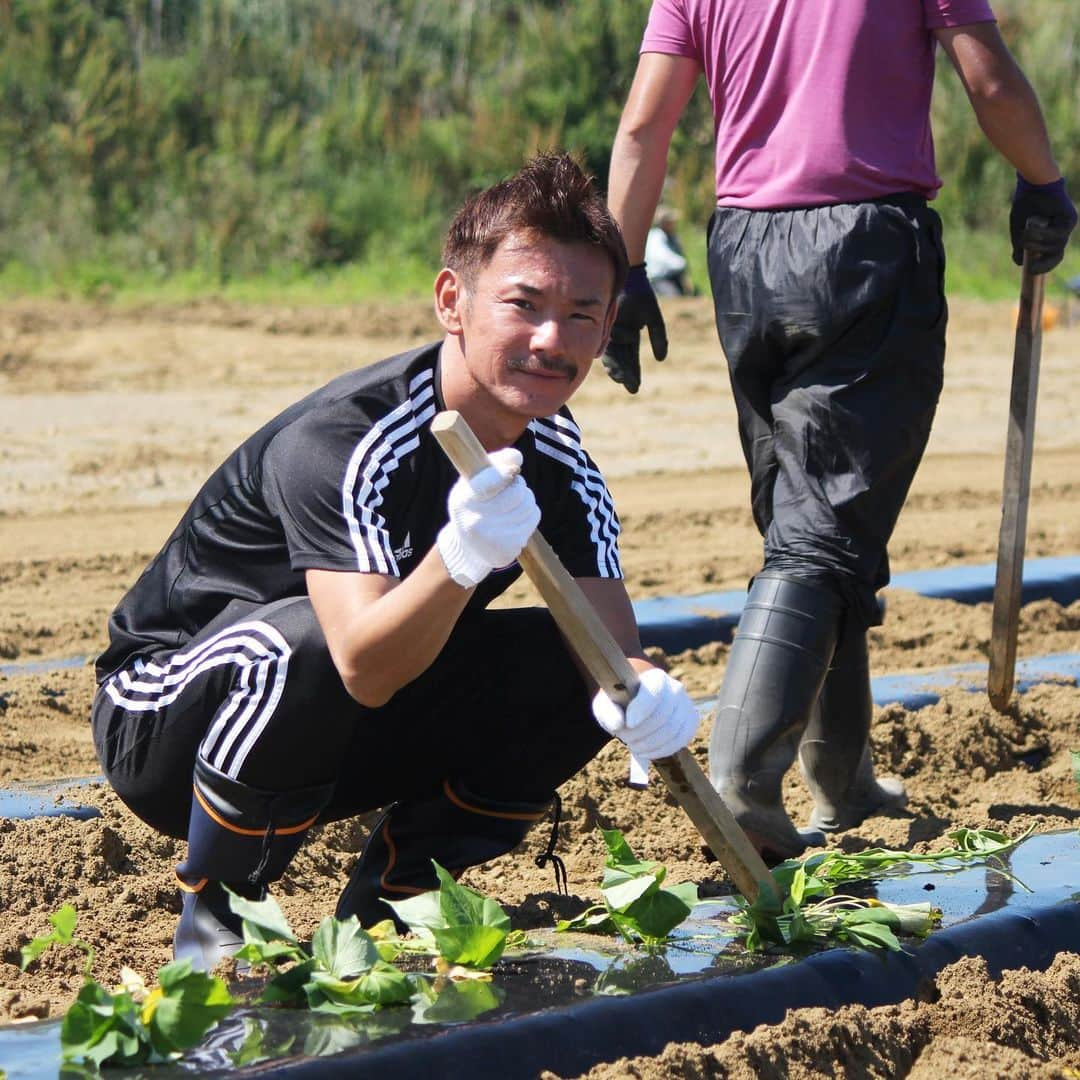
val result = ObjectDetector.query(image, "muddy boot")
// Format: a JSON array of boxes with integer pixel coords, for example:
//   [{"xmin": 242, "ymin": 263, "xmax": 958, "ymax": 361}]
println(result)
[
  {"xmin": 335, "ymin": 778, "xmax": 554, "ymax": 931},
  {"xmin": 798, "ymin": 618, "xmax": 907, "ymax": 834},
  {"xmin": 708, "ymin": 574, "xmax": 842, "ymax": 864},
  {"xmin": 173, "ymin": 758, "xmax": 333, "ymax": 972}
]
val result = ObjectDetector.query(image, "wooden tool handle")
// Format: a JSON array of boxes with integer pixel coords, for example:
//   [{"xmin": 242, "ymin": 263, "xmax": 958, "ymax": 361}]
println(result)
[
  {"xmin": 431, "ymin": 410, "xmax": 775, "ymax": 904},
  {"xmin": 988, "ymin": 258, "xmax": 1045, "ymax": 711}
]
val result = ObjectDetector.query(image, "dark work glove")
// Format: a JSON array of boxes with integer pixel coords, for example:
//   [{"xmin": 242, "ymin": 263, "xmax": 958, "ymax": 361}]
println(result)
[
  {"xmin": 601, "ymin": 264, "xmax": 668, "ymax": 395},
  {"xmin": 1010, "ymin": 175, "xmax": 1077, "ymax": 274}
]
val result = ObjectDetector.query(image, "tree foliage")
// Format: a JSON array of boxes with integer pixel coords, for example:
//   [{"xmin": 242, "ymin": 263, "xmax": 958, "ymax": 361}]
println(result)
[{"xmin": 0, "ymin": 0, "xmax": 1074, "ymax": 288}]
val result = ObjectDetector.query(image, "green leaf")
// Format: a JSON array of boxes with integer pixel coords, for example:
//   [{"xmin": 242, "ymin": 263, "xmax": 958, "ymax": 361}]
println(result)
[
  {"xmin": 50, "ymin": 905, "xmax": 79, "ymax": 942},
  {"xmin": 311, "ymin": 915, "xmax": 379, "ymax": 979},
  {"xmin": 840, "ymin": 919, "xmax": 902, "ymax": 952},
  {"xmin": 776, "ymin": 908, "xmax": 817, "ymax": 946},
  {"xmin": 228, "ymin": 890, "xmax": 298, "ymax": 945},
  {"xmin": 789, "ymin": 866, "xmax": 807, "ymax": 906},
  {"xmin": 258, "ymin": 958, "xmax": 319, "ymax": 1005},
  {"xmin": 355, "ymin": 961, "xmax": 415, "ymax": 1006},
  {"xmin": 236, "ymin": 938, "xmax": 307, "ymax": 968},
  {"xmin": 21, "ymin": 904, "xmax": 85, "ymax": 970},
  {"xmin": 386, "ymin": 890, "xmax": 444, "ymax": 935},
  {"xmin": 601, "ymin": 828, "xmax": 639, "ymax": 866},
  {"xmin": 305, "ymin": 991, "xmax": 378, "ymax": 1016},
  {"xmin": 601, "ymin": 830, "xmax": 659, "ymax": 877},
  {"xmin": 305, "ymin": 970, "xmax": 382, "ymax": 1013},
  {"xmin": 1070, "ymin": 749, "xmax": 1080, "ymax": 791},
  {"xmin": 60, "ymin": 981, "xmax": 146, "ymax": 1066},
  {"xmin": 664, "ymin": 881, "xmax": 700, "ymax": 908},
  {"xmin": 602, "ymin": 871, "xmax": 659, "ymax": 912},
  {"xmin": 555, "ymin": 907, "xmax": 613, "ymax": 934},
  {"xmin": 847, "ymin": 902, "xmax": 939, "ymax": 937},
  {"xmin": 147, "ymin": 963, "xmax": 234, "ymax": 1056},
  {"xmin": 622, "ymin": 887, "xmax": 695, "ymax": 943},
  {"xmin": 431, "ymin": 924, "xmax": 508, "ymax": 969},
  {"xmin": 946, "ymin": 828, "xmax": 1016, "ymax": 856},
  {"xmin": 434, "ymin": 864, "xmax": 511, "ymax": 934}
]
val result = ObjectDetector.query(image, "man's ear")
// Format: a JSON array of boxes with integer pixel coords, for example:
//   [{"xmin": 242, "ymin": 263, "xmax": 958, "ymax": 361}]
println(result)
[{"xmin": 434, "ymin": 267, "xmax": 465, "ymax": 334}]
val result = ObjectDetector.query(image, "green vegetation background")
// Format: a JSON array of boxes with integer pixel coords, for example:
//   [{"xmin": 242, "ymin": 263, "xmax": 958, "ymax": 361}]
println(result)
[{"xmin": 1, "ymin": 0, "xmax": 1077, "ymax": 303}]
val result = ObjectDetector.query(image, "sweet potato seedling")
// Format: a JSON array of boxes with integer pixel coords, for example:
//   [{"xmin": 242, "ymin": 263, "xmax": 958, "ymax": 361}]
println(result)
[
  {"xmin": 22, "ymin": 905, "xmax": 235, "ymax": 1069},
  {"xmin": 556, "ymin": 829, "xmax": 699, "ymax": 947},
  {"xmin": 731, "ymin": 826, "xmax": 1033, "ymax": 952},
  {"xmin": 386, "ymin": 862, "xmax": 523, "ymax": 971},
  {"xmin": 229, "ymin": 891, "xmax": 414, "ymax": 1013},
  {"xmin": 20, "ymin": 904, "xmax": 93, "ymax": 976}
]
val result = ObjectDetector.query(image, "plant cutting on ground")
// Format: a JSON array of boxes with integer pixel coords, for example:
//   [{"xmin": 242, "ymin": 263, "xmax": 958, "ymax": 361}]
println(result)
[
  {"xmin": 385, "ymin": 862, "xmax": 528, "ymax": 974},
  {"xmin": 556, "ymin": 828, "xmax": 700, "ymax": 947},
  {"xmin": 229, "ymin": 891, "xmax": 415, "ymax": 1013},
  {"xmin": 24, "ymin": 826, "xmax": 1043, "ymax": 1069},
  {"xmin": 20, "ymin": 906, "xmax": 234, "ymax": 1070},
  {"xmin": 732, "ymin": 826, "xmax": 1034, "ymax": 952},
  {"xmin": 25, "ymin": 863, "xmax": 515, "ymax": 1071},
  {"xmin": 232, "ymin": 860, "xmax": 523, "ymax": 1009}
]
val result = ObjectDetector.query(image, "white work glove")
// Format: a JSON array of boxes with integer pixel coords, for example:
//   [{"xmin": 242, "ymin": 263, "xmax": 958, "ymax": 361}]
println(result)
[
  {"xmin": 437, "ymin": 448, "xmax": 541, "ymax": 589},
  {"xmin": 591, "ymin": 667, "xmax": 699, "ymax": 781}
]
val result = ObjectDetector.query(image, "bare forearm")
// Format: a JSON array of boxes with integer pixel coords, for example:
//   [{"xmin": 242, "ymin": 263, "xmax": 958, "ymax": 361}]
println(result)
[
  {"xmin": 969, "ymin": 75, "xmax": 1059, "ymax": 182},
  {"xmin": 310, "ymin": 552, "xmax": 471, "ymax": 707},
  {"xmin": 607, "ymin": 53, "xmax": 702, "ymax": 263},
  {"xmin": 609, "ymin": 127, "xmax": 672, "ymax": 263},
  {"xmin": 939, "ymin": 25, "xmax": 1061, "ymax": 183}
]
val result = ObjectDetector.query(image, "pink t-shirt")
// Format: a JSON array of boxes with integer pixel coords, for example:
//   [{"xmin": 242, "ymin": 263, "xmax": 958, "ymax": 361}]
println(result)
[{"xmin": 641, "ymin": 0, "xmax": 996, "ymax": 208}]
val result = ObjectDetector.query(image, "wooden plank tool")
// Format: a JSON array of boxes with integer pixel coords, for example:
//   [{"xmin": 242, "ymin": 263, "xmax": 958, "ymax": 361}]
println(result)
[{"xmin": 432, "ymin": 409, "xmax": 776, "ymax": 904}]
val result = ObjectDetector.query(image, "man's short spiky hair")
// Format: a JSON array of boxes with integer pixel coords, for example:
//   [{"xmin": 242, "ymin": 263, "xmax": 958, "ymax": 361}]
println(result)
[{"xmin": 442, "ymin": 152, "xmax": 628, "ymax": 297}]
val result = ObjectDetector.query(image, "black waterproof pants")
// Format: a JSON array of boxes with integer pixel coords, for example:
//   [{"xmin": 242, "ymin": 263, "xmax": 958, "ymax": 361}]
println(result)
[
  {"xmin": 92, "ymin": 600, "xmax": 606, "ymax": 840},
  {"xmin": 707, "ymin": 196, "xmax": 947, "ymax": 626}
]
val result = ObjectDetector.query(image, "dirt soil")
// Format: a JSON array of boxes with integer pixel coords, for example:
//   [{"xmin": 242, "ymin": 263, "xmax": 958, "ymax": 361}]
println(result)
[{"xmin": 1, "ymin": 296, "xmax": 1078, "ymax": 1078}]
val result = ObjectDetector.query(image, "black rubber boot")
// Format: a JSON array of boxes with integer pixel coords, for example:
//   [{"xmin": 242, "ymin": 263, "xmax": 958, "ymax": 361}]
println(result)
[
  {"xmin": 335, "ymin": 778, "xmax": 553, "ymax": 931},
  {"xmin": 173, "ymin": 758, "xmax": 333, "ymax": 972},
  {"xmin": 173, "ymin": 880, "xmax": 257, "ymax": 973},
  {"xmin": 798, "ymin": 616, "xmax": 907, "ymax": 833},
  {"xmin": 708, "ymin": 573, "xmax": 841, "ymax": 864}
]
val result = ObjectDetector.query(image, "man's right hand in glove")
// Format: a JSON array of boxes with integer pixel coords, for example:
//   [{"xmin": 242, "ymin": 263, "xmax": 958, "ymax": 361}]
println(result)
[
  {"xmin": 437, "ymin": 448, "xmax": 541, "ymax": 589},
  {"xmin": 601, "ymin": 264, "xmax": 668, "ymax": 395},
  {"xmin": 1010, "ymin": 175, "xmax": 1077, "ymax": 275}
]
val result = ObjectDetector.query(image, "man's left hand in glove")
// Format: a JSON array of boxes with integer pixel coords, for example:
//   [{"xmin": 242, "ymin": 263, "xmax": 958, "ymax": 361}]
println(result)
[
  {"xmin": 591, "ymin": 667, "xmax": 699, "ymax": 770},
  {"xmin": 601, "ymin": 264, "xmax": 668, "ymax": 395},
  {"xmin": 1010, "ymin": 174, "xmax": 1077, "ymax": 275}
]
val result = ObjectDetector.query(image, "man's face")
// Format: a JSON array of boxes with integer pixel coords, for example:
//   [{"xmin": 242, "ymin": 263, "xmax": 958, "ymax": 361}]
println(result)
[{"xmin": 437, "ymin": 230, "xmax": 617, "ymax": 426}]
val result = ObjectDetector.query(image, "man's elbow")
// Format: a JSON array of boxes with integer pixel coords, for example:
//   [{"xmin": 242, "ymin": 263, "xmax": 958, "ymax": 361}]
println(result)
[
  {"xmin": 337, "ymin": 665, "xmax": 396, "ymax": 710},
  {"xmin": 615, "ymin": 117, "xmax": 669, "ymax": 158},
  {"xmin": 967, "ymin": 71, "xmax": 1020, "ymax": 111}
]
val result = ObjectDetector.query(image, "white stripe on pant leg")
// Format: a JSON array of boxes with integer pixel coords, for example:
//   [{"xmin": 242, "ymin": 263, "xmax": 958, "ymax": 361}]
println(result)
[
  {"xmin": 200, "ymin": 658, "xmax": 261, "ymax": 767},
  {"xmin": 111, "ymin": 647, "xmax": 266, "ymax": 707},
  {"xmin": 224, "ymin": 652, "xmax": 291, "ymax": 773},
  {"xmin": 136, "ymin": 622, "xmax": 283, "ymax": 677},
  {"xmin": 113, "ymin": 626, "xmax": 290, "ymax": 698},
  {"xmin": 103, "ymin": 621, "xmax": 292, "ymax": 779},
  {"xmin": 203, "ymin": 648, "xmax": 288, "ymax": 775}
]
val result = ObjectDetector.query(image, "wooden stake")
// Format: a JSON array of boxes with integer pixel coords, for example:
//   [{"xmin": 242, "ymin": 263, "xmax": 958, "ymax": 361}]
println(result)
[{"xmin": 989, "ymin": 258, "xmax": 1045, "ymax": 711}]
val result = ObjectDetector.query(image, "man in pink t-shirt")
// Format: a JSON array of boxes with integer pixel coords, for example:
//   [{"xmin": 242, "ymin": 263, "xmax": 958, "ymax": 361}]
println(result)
[{"xmin": 604, "ymin": 1, "xmax": 1076, "ymax": 862}]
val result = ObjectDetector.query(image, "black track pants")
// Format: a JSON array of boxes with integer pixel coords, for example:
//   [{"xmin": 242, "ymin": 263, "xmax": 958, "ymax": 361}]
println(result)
[
  {"xmin": 707, "ymin": 196, "xmax": 947, "ymax": 626},
  {"xmin": 92, "ymin": 600, "xmax": 606, "ymax": 839}
]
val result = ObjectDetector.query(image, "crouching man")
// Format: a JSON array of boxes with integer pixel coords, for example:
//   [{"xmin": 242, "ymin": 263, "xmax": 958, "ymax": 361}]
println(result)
[{"xmin": 91, "ymin": 153, "xmax": 699, "ymax": 971}]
